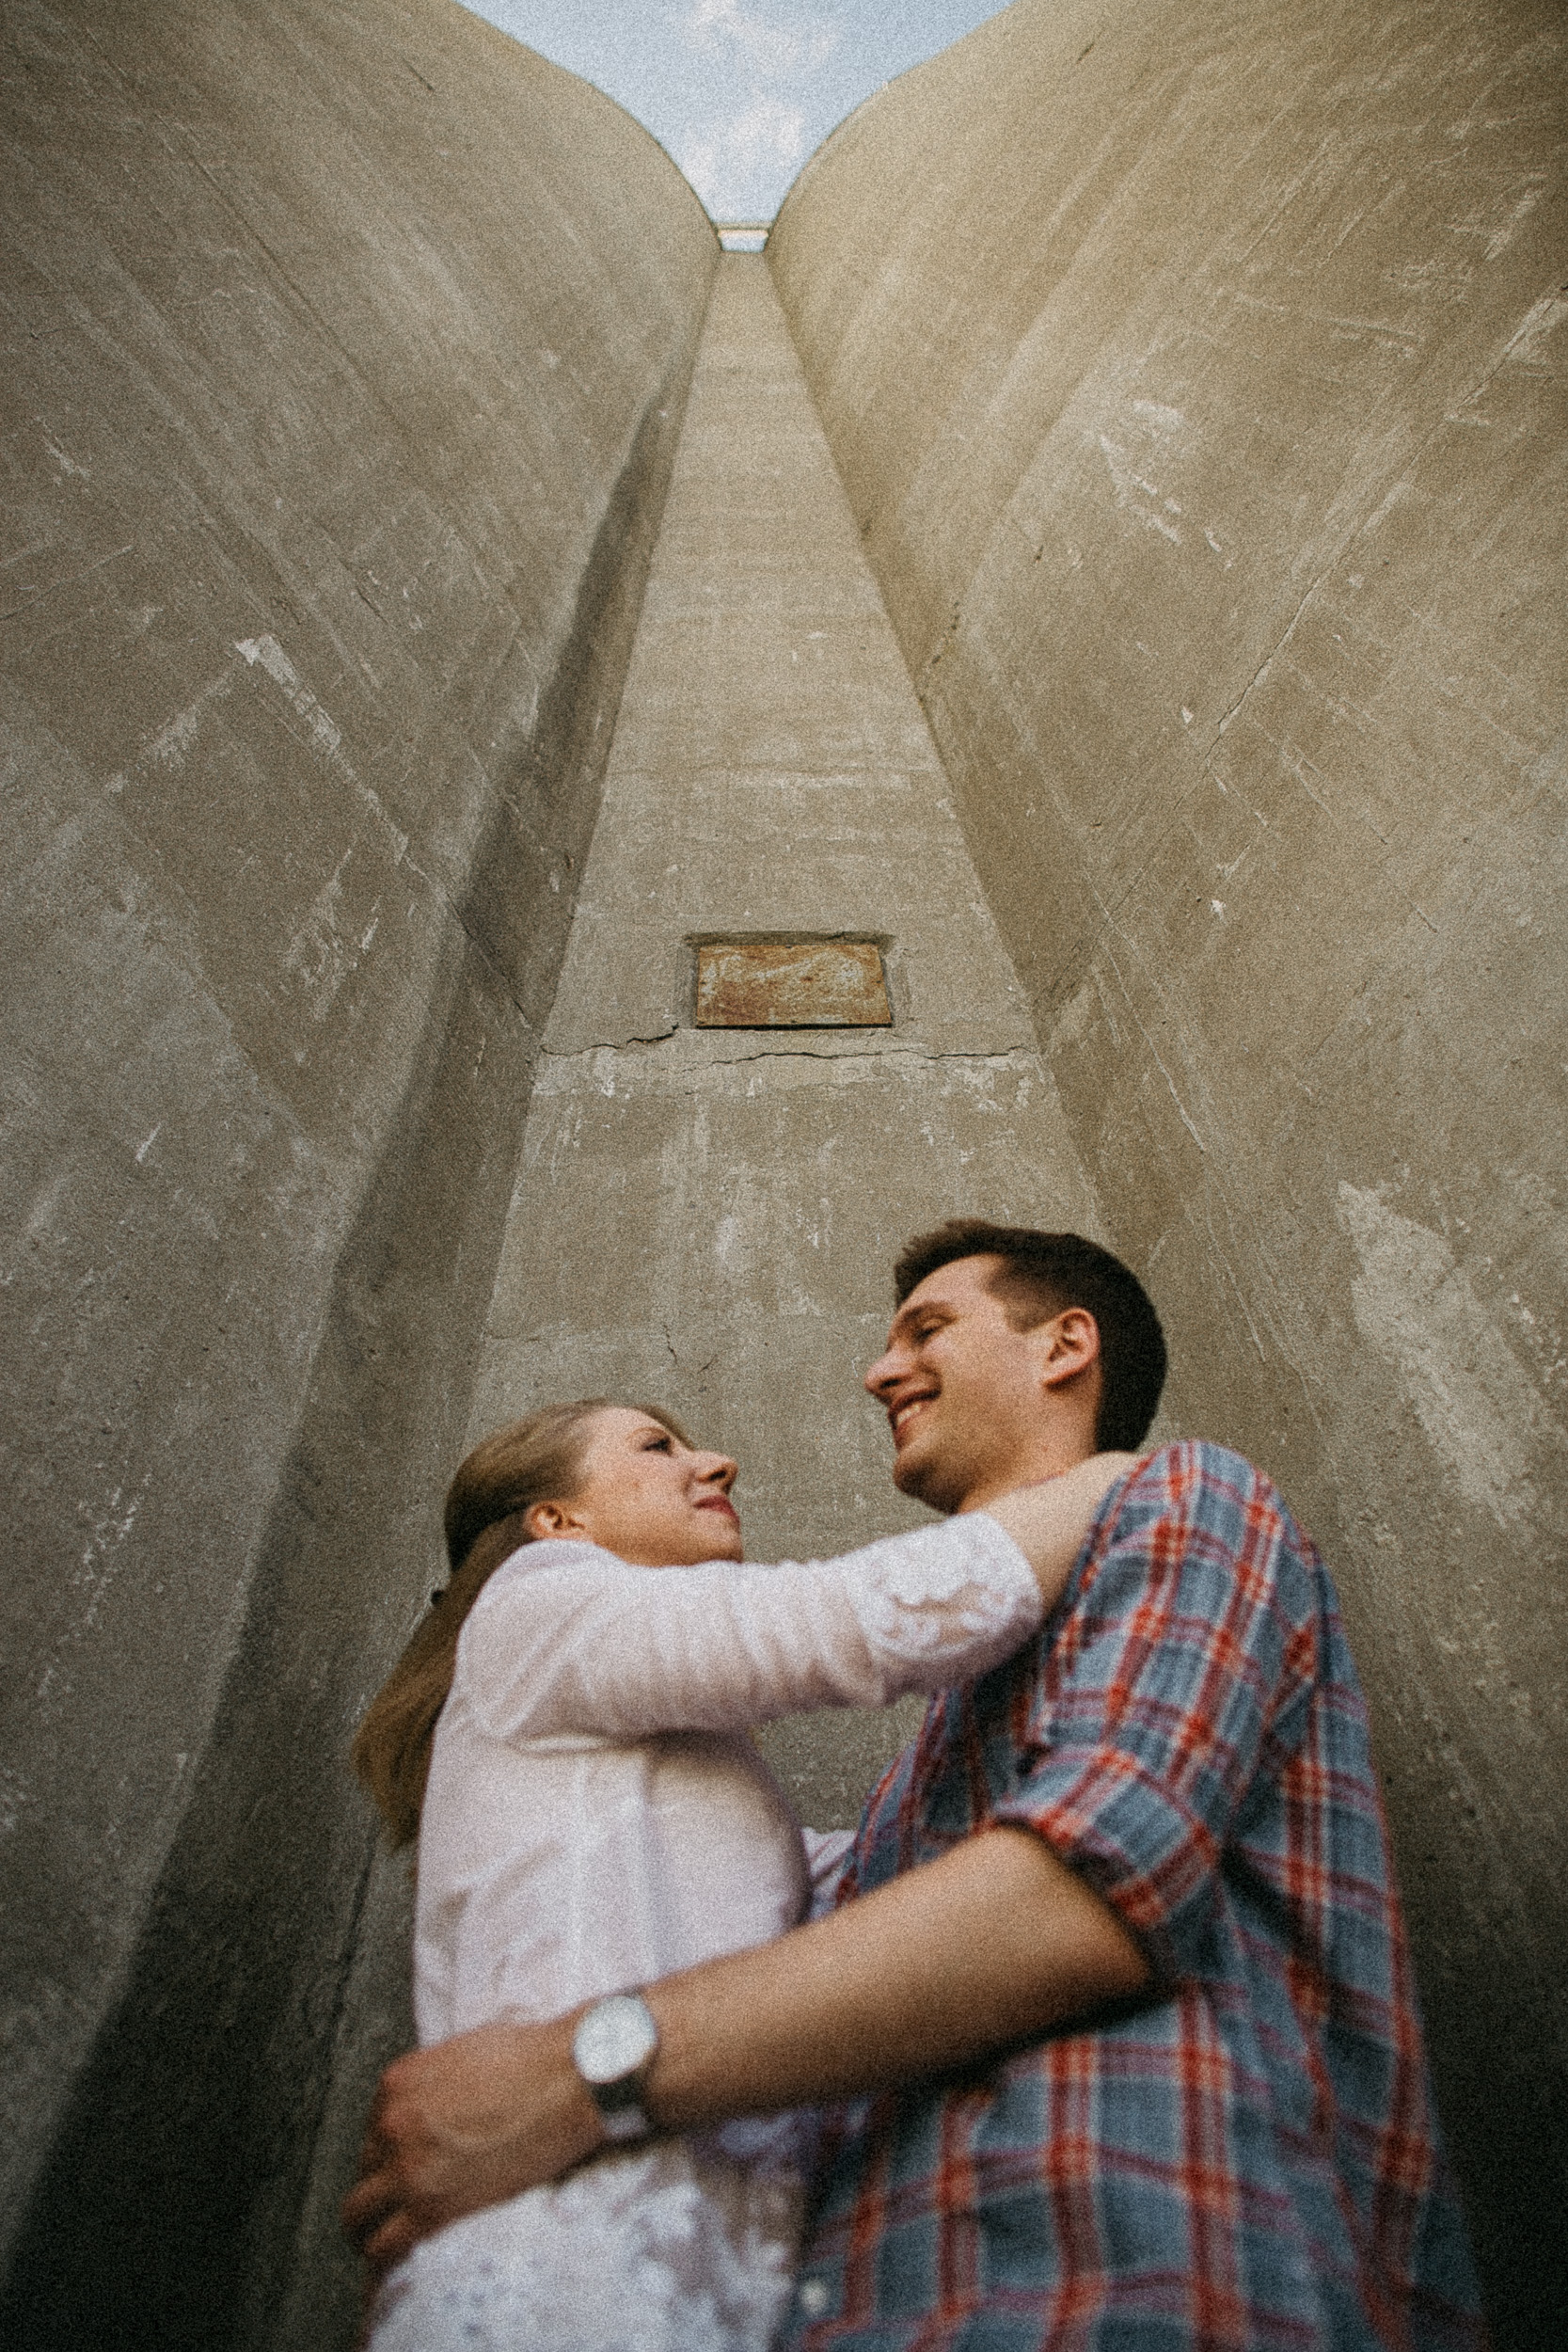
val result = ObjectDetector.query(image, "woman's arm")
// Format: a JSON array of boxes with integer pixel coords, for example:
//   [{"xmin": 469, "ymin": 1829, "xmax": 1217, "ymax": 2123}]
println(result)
[
  {"xmin": 984, "ymin": 1451, "xmax": 1139, "ymax": 1612},
  {"xmin": 462, "ymin": 1452, "xmax": 1138, "ymax": 1746}
]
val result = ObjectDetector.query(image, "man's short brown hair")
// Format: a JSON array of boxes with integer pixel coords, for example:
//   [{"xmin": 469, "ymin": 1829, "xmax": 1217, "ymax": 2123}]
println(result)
[{"xmin": 894, "ymin": 1220, "xmax": 1167, "ymax": 1451}]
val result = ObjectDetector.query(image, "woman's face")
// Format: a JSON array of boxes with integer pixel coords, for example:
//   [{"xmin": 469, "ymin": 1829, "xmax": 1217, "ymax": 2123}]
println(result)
[{"xmin": 528, "ymin": 1406, "xmax": 743, "ymax": 1565}]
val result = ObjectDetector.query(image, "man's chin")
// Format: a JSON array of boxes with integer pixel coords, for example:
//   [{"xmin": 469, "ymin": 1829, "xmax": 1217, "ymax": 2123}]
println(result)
[{"xmin": 892, "ymin": 1444, "xmax": 959, "ymax": 1514}]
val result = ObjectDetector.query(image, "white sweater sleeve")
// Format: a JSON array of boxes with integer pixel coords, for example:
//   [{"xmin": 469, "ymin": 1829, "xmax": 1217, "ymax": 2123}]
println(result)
[{"xmin": 459, "ymin": 1516, "xmax": 1042, "ymax": 1745}]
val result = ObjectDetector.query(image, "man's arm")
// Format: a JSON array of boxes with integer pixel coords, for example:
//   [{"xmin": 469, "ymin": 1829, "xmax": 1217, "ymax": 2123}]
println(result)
[{"xmin": 343, "ymin": 1823, "xmax": 1152, "ymax": 2274}]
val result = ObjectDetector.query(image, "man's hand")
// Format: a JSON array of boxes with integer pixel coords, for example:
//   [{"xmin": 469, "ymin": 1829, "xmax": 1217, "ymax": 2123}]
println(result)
[
  {"xmin": 343, "ymin": 1826, "xmax": 1153, "ymax": 2274},
  {"xmin": 341, "ymin": 2015, "xmax": 602, "ymax": 2279}
]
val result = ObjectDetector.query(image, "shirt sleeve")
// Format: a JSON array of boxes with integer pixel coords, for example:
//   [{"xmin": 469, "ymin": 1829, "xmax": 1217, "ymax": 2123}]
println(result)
[
  {"xmin": 993, "ymin": 1442, "xmax": 1322, "ymax": 1983},
  {"xmin": 802, "ymin": 1829, "xmax": 857, "ymax": 1918},
  {"xmin": 458, "ymin": 1514, "xmax": 1042, "ymax": 1744}
]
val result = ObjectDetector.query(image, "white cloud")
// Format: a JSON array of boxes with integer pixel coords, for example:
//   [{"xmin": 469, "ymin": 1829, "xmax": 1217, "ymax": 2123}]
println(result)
[
  {"xmin": 665, "ymin": 2, "xmax": 836, "ymax": 213},
  {"xmin": 679, "ymin": 94, "xmax": 808, "ymax": 214},
  {"xmin": 673, "ymin": 0, "xmax": 837, "ymax": 77}
]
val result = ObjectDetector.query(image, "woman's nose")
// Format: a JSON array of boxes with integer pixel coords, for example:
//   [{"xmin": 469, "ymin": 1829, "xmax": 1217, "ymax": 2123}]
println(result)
[{"xmin": 697, "ymin": 1452, "xmax": 736, "ymax": 1492}]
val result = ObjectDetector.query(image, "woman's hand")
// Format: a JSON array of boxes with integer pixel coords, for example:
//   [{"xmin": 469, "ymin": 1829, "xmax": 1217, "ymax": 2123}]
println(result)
[
  {"xmin": 981, "ymin": 1449, "xmax": 1140, "ymax": 1612},
  {"xmin": 341, "ymin": 2016, "xmax": 603, "ymax": 2279}
]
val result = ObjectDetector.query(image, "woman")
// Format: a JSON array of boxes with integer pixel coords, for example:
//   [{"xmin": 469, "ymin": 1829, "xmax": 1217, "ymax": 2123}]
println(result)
[{"xmin": 355, "ymin": 1397, "xmax": 1134, "ymax": 2352}]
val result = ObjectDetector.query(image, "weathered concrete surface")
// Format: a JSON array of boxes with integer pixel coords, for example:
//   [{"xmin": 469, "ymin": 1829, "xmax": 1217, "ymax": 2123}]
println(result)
[
  {"xmin": 768, "ymin": 2, "xmax": 1567, "ymax": 2339},
  {"xmin": 468, "ymin": 256, "xmax": 1106, "ymax": 1828},
  {"xmin": 0, "ymin": 3, "xmax": 713, "ymax": 2342}
]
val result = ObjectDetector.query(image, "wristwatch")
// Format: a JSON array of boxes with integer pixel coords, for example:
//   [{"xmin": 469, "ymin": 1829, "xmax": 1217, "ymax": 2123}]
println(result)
[{"xmin": 571, "ymin": 1991, "xmax": 659, "ymax": 2142}]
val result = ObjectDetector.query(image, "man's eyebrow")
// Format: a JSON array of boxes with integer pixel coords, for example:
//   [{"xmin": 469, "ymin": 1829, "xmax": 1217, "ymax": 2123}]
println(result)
[{"xmin": 893, "ymin": 1297, "xmax": 955, "ymax": 1334}]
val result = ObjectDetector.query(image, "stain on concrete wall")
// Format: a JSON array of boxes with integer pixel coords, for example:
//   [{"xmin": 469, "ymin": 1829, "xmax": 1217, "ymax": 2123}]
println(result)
[
  {"xmin": 769, "ymin": 2, "xmax": 1567, "ymax": 2339},
  {"xmin": 1338, "ymin": 1183, "xmax": 1554, "ymax": 1528},
  {"xmin": 0, "ymin": 2, "xmax": 714, "ymax": 2342}
]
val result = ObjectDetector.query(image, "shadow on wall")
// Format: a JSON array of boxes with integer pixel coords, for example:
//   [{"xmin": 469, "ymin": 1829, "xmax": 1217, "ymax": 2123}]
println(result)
[
  {"xmin": 1, "ymin": 392, "xmax": 681, "ymax": 2347},
  {"xmin": 769, "ymin": 0, "xmax": 1567, "ymax": 2344},
  {"xmin": 0, "ymin": 0, "xmax": 715, "ymax": 2343}
]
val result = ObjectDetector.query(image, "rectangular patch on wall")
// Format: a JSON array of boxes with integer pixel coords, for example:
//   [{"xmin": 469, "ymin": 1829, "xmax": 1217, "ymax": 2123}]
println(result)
[{"xmin": 694, "ymin": 940, "xmax": 892, "ymax": 1027}]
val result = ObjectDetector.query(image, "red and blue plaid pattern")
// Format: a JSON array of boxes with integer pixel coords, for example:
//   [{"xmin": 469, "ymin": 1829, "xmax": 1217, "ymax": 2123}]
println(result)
[{"xmin": 782, "ymin": 1443, "xmax": 1484, "ymax": 2350}]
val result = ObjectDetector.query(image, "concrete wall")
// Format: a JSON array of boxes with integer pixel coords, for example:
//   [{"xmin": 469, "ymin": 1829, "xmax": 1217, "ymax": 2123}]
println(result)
[
  {"xmin": 768, "ymin": 1, "xmax": 1567, "ymax": 2341},
  {"xmin": 0, "ymin": 4, "xmax": 714, "ymax": 2343},
  {"xmin": 467, "ymin": 252, "xmax": 1104, "ymax": 1829}
]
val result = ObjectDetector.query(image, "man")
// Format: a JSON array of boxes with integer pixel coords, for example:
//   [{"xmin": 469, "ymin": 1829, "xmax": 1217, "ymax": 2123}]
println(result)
[{"xmin": 346, "ymin": 1220, "xmax": 1484, "ymax": 2347}]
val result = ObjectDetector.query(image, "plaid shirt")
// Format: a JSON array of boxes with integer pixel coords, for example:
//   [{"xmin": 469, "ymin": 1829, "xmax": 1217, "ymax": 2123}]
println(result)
[{"xmin": 781, "ymin": 1443, "xmax": 1484, "ymax": 2352}]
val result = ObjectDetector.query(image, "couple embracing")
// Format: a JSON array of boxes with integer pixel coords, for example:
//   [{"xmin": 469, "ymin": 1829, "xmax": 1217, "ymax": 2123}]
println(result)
[{"xmin": 345, "ymin": 1219, "xmax": 1485, "ymax": 2351}]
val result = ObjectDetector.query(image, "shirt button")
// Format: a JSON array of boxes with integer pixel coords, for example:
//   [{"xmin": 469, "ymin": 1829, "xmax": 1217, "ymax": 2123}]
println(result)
[{"xmin": 797, "ymin": 2277, "xmax": 831, "ymax": 2317}]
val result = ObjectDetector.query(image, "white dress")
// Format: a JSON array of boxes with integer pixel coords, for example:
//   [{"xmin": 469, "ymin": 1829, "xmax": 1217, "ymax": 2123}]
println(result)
[{"xmin": 366, "ymin": 1514, "xmax": 1040, "ymax": 2352}]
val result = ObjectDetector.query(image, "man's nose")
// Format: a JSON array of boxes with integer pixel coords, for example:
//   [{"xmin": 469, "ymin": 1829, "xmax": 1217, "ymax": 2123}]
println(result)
[{"xmin": 864, "ymin": 1347, "xmax": 898, "ymax": 1398}]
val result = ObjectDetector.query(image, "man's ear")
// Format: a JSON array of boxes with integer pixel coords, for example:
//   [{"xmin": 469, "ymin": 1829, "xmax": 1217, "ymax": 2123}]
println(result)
[{"xmin": 1037, "ymin": 1306, "xmax": 1101, "ymax": 1391}]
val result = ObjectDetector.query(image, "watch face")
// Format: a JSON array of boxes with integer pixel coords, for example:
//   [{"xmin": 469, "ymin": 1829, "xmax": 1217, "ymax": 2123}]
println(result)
[{"xmin": 574, "ymin": 1993, "xmax": 658, "ymax": 2087}]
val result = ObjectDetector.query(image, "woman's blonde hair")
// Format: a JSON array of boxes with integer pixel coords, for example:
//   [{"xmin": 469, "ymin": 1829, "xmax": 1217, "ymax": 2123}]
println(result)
[{"xmin": 352, "ymin": 1397, "xmax": 689, "ymax": 1846}]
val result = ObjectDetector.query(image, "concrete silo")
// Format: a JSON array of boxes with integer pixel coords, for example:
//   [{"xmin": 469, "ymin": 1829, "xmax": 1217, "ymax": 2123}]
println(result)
[{"xmin": 2, "ymin": 1, "xmax": 1562, "ymax": 2344}]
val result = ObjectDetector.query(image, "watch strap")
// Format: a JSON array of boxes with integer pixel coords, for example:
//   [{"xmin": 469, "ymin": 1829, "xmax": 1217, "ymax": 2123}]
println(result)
[
  {"xmin": 594, "ymin": 2076, "xmax": 652, "ymax": 2142},
  {"xmin": 571, "ymin": 1991, "xmax": 658, "ymax": 2144}
]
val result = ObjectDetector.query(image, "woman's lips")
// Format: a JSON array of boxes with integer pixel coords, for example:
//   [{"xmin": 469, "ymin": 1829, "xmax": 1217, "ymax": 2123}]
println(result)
[{"xmin": 696, "ymin": 1496, "xmax": 739, "ymax": 1524}]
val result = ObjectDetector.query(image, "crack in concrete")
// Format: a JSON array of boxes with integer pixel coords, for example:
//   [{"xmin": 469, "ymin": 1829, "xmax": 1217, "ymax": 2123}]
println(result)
[
  {"xmin": 537, "ymin": 1036, "xmax": 1041, "ymax": 1072},
  {"xmin": 712, "ymin": 1042, "xmax": 1036, "ymax": 1068},
  {"xmin": 542, "ymin": 1028, "xmax": 677, "ymax": 1052},
  {"xmin": 1209, "ymin": 564, "xmax": 1330, "ymax": 745},
  {"xmin": 1091, "ymin": 923, "xmax": 1208, "ymax": 1155}
]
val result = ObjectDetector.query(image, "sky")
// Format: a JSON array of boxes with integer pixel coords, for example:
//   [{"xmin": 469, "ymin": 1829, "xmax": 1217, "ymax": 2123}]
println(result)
[{"xmin": 459, "ymin": 2, "xmax": 1010, "ymax": 226}]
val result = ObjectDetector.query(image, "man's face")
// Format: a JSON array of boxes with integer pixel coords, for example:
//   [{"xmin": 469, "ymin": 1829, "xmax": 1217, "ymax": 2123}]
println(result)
[{"xmin": 863, "ymin": 1255, "xmax": 1089, "ymax": 1514}]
